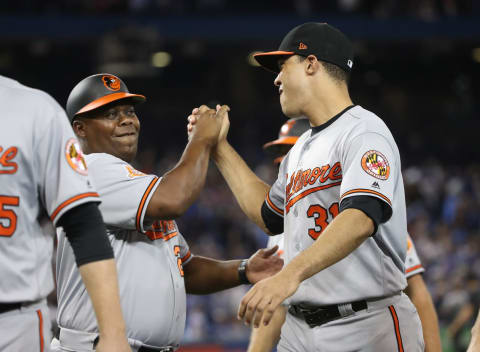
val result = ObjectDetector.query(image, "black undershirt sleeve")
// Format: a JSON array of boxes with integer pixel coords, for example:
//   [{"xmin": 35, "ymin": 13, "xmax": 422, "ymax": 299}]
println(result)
[
  {"xmin": 261, "ymin": 201, "xmax": 284, "ymax": 235},
  {"xmin": 57, "ymin": 202, "xmax": 114, "ymax": 267},
  {"xmin": 339, "ymin": 195, "xmax": 392, "ymax": 236}
]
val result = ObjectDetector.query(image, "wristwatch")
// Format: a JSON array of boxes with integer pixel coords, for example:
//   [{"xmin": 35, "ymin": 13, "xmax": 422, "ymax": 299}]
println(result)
[{"xmin": 238, "ymin": 259, "xmax": 250, "ymax": 284}]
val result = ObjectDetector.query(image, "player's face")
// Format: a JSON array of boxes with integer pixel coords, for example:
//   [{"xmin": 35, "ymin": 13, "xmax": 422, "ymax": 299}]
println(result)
[
  {"xmin": 274, "ymin": 56, "xmax": 309, "ymax": 118},
  {"xmin": 77, "ymin": 103, "xmax": 140, "ymax": 162}
]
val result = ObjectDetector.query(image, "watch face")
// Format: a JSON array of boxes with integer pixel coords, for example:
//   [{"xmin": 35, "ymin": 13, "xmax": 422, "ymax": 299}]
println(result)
[{"xmin": 238, "ymin": 259, "xmax": 249, "ymax": 284}]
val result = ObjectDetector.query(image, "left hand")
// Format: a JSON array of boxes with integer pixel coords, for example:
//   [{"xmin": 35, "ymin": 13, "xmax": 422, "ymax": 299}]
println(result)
[
  {"xmin": 238, "ymin": 269, "xmax": 300, "ymax": 328},
  {"xmin": 246, "ymin": 245, "xmax": 284, "ymax": 284}
]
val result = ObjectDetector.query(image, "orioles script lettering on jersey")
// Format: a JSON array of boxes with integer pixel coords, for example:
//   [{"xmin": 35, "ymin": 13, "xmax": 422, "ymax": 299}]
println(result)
[
  {"xmin": 0, "ymin": 146, "xmax": 18, "ymax": 174},
  {"xmin": 285, "ymin": 162, "xmax": 342, "ymax": 213},
  {"xmin": 145, "ymin": 220, "xmax": 178, "ymax": 241}
]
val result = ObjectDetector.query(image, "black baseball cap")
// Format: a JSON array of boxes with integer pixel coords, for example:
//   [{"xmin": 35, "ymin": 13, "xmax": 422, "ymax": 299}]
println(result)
[
  {"xmin": 254, "ymin": 22, "xmax": 354, "ymax": 73},
  {"xmin": 66, "ymin": 73, "xmax": 146, "ymax": 122}
]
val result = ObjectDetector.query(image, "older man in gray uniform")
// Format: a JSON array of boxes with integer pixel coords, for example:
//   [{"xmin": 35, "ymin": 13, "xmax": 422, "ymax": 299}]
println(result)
[
  {"xmin": 0, "ymin": 75, "xmax": 130, "ymax": 352},
  {"xmin": 54, "ymin": 74, "xmax": 283, "ymax": 352}
]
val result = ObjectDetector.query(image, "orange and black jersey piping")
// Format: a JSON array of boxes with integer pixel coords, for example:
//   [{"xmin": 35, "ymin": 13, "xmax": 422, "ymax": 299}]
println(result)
[{"xmin": 136, "ymin": 176, "xmax": 160, "ymax": 233}]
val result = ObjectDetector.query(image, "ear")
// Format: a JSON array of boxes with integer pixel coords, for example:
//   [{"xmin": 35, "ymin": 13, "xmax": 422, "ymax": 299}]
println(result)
[
  {"xmin": 72, "ymin": 119, "xmax": 87, "ymax": 138},
  {"xmin": 305, "ymin": 55, "xmax": 320, "ymax": 75}
]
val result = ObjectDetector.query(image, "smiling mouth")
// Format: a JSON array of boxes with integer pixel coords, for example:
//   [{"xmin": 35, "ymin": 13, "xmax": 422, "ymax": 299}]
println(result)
[
  {"xmin": 115, "ymin": 132, "xmax": 137, "ymax": 138},
  {"xmin": 279, "ymin": 88, "xmax": 283, "ymax": 95}
]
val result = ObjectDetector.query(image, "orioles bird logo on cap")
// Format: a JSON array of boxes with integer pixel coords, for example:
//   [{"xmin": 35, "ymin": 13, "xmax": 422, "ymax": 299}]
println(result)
[{"xmin": 102, "ymin": 75, "xmax": 121, "ymax": 91}]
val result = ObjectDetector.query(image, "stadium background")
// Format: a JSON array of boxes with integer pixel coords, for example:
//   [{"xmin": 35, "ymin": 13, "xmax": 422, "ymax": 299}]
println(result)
[{"xmin": 1, "ymin": 1, "xmax": 479, "ymax": 351}]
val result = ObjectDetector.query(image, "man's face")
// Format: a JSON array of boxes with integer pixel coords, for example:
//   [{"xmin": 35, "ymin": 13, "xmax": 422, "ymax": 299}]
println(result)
[
  {"xmin": 74, "ymin": 103, "xmax": 140, "ymax": 162},
  {"xmin": 274, "ymin": 55, "xmax": 308, "ymax": 118}
]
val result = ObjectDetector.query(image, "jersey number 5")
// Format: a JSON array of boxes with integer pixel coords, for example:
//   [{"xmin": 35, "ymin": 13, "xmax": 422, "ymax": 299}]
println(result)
[
  {"xmin": 306, "ymin": 203, "xmax": 339, "ymax": 240},
  {"xmin": 0, "ymin": 196, "xmax": 19, "ymax": 237}
]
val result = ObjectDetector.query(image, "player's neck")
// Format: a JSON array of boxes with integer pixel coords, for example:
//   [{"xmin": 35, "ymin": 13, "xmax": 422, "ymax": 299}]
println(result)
[{"xmin": 305, "ymin": 85, "xmax": 352, "ymax": 127}]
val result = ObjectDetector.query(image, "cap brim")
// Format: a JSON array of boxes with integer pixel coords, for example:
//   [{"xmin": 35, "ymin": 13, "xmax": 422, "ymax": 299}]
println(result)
[
  {"xmin": 254, "ymin": 51, "xmax": 295, "ymax": 73},
  {"xmin": 263, "ymin": 136, "xmax": 299, "ymax": 149},
  {"xmin": 76, "ymin": 92, "xmax": 146, "ymax": 116},
  {"xmin": 273, "ymin": 156, "xmax": 285, "ymax": 165},
  {"xmin": 263, "ymin": 136, "xmax": 298, "ymax": 157}
]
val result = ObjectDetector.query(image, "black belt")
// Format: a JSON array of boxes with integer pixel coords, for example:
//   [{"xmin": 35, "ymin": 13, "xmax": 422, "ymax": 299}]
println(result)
[
  {"xmin": 139, "ymin": 347, "xmax": 174, "ymax": 352},
  {"xmin": 288, "ymin": 300, "xmax": 367, "ymax": 328},
  {"xmin": 0, "ymin": 302, "xmax": 22, "ymax": 314},
  {"xmin": 93, "ymin": 336, "xmax": 174, "ymax": 352}
]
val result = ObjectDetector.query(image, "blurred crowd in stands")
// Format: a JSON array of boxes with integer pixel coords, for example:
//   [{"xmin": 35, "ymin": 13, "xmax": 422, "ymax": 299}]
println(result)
[{"xmin": 3, "ymin": 0, "xmax": 479, "ymax": 19}]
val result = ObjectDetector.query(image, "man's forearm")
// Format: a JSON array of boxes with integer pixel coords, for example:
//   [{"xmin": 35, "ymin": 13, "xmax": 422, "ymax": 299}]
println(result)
[
  {"xmin": 150, "ymin": 139, "xmax": 213, "ymax": 219},
  {"xmin": 184, "ymin": 256, "xmax": 242, "ymax": 294},
  {"xmin": 214, "ymin": 141, "xmax": 271, "ymax": 231},
  {"xmin": 79, "ymin": 259, "xmax": 127, "ymax": 339},
  {"xmin": 449, "ymin": 304, "xmax": 474, "ymax": 337},
  {"xmin": 468, "ymin": 310, "xmax": 480, "ymax": 352},
  {"xmin": 248, "ymin": 305, "xmax": 286, "ymax": 352},
  {"xmin": 405, "ymin": 275, "xmax": 441, "ymax": 352},
  {"xmin": 282, "ymin": 208, "xmax": 373, "ymax": 284}
]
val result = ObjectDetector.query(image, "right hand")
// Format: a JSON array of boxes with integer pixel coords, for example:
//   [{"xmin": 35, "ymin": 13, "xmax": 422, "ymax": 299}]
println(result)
[
  {"xmin": 215, "ymin": 104, "xmax": 230, "ymax": 144},
  {"xmin": 187, "ymin": 105, "xmax": 229, "ymax": 146},
  {"xmin": 95, "ymin": 335, "xmax": 132, "ymax": 352}
]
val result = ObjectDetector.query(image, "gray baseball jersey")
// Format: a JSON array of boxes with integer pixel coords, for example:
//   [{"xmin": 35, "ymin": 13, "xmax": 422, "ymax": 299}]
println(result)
[
  {"xmin": 0, "ymin": 75, "xmax": 98, "ymax": 303},
  {"xmin": 266, "ymin": 105, "xmax": 408, "ymax": 305},
  {"xmin": 405, "ymin": 234, "xmax": 424, "ymax": 279},
  {"xmin": 0, "ymin": 75, "xmax": 97, "ymax": 352},
  {"xmin": 56, "ymin": 153, "xmax": 192, "ymax": 349}
]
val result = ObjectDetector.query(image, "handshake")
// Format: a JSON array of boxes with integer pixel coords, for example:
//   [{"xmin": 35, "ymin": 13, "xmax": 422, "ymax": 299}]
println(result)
[{"xmin": 186, "ymin": 104, "xmax": 230, "ymax": 148}]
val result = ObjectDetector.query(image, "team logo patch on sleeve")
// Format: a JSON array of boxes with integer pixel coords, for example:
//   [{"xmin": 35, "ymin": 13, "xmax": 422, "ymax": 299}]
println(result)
[
  {"xmin": 66, "ymin": 138, "xmax": 88, "ymax": 175},
  {"xmin": 361, "ymin": 150, "xmax": 390, "ymax": 180}
]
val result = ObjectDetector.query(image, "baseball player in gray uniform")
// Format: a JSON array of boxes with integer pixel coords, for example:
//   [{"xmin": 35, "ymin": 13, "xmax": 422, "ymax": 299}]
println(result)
[
  {"xmin": 247, "ymin": 119, "xmax": 441, "ymax": 352},
  {"xmin": 404, "ymin": 235, "xmax": 441, "ymax": 352},
  {"xmin": 188, "ymin": 22, "xmax": 424, "ymax": 351},
  {"xmin": 0, "ymin": 75, "xmax": 131, "ymax": 352},
  {"xmin": 54, "ymin": 74, "xmax": 283, "ymax": 352}
]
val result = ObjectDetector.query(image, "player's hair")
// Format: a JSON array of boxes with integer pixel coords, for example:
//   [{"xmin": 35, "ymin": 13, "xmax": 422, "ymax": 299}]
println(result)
[{"xmin": 296, "ymin": 55, "xmax": 350, "ymax": 84}]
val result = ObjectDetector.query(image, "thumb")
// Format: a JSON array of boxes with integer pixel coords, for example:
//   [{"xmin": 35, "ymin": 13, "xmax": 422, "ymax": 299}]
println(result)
[
  {"xmin": 262, "ymin": 245, "xmax": 279, "ymax": 257},
  {"xmin": 216, "ymin": 104, "xmax": 230, "ymax": 117}
]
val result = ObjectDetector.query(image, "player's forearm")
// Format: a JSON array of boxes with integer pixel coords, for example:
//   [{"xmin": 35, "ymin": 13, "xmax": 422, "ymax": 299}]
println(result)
[
  {"xmin": 248, "ymin": 306, "xmax": 286, "ymax": 352},
  {"xmin": 448, "ymin": 304, "xmax": 474, "ymax": 337},
  {"xmin": 405, "ymin": 276, "xmax": 441, "ymax": 352},
  {"xmin": 467, "ymin": 310, "xmax": 480, "ymax": 352},
  {"xmin": 184, "ymin": 256, "xmax": 243, "ymax": 294},
  {"xmin": 213, "ymin": 141, "xmax": 271, "ymax": 230},
  {"xmin": 152, "ymin": 139, "xmax": 212, "ymax": 219},
  {"xmin": 282, "ymin": 208, "xmax": 373, "ymax": 284},
  {"xmin": 78, "ymin": 259, "xmax": 127, "ymax": 340}
]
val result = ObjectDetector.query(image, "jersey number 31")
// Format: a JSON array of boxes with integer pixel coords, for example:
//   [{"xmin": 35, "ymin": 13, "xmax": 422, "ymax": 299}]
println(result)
[{"xmin": 306, "ymin": 203, "xmax": 339, "ymax": 240}]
